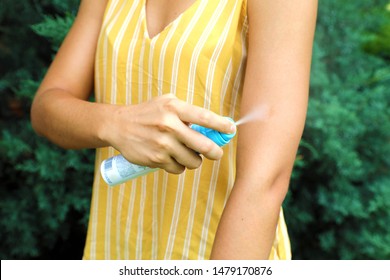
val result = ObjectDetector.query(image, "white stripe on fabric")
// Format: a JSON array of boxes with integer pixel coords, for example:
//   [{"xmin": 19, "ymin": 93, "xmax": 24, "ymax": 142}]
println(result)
[
  {"xmin": 220, "ymin": 59, "xmax": 233, "ymax": 113},
  {"xmin": 110, "ymin": 0, "xmax": 140, "ymax": 259},
  {"xmin": 169, "ymin": 0, "xmax": 208, "ymax": 95},
  {"xmin": 155, "ymin": 25, "xmax": 182, "ymax": 253},
  {"xmin": 198, "ymin": 0, "xmax": 234, "ymax": 259},
  {"xmin": 186, "ymin": 0, "xmax": 227, "ymax": 105},
  {"xmin": 198, "ymin": 160, "xmax": 221, "ymax": 259},
  {"xmin": 102, "ymin": 0, "xmax": 126, "ymax": 104},
  {"xmin": 115, "ymin": 185, "xmax": 125, "ymax": 259},
  {"xmin": 136, "ymin": 177, "xmax": 147, "ymax": 259},
  {"xmin": 180, "ymin": 0, "xmax": 230, "ymax": 256},
  {"xmin": 164, "ymin": 173, "xmax": 186, "ymax": 259},
  {"xmin": 220, "ymin": 59, "xmax": 234, "ymax": 208},
  {"xmin": 91, "ymin": 0, "xmax": 121, "ymax": 258},
  {"xmin": 221, "ymin": 60, "xmax": 235, "ymax": 208},
  {"xmin": 229, "ymin": 9, "xmax": 248, "ymax": 118},
  {"xmin": 181, "ymin": 167, "xmax": 203, "ymax": 259},
  {"xmin": 111, "ymin": 0, "xmax": 139, "ymax": 104},
  {"xmin": 146, "ymin": 33, "xmax": 159, "ymax": 259},
  {"xmin": 138, "ymin": 34, "xmax": 146, "ymax": 104},
  {"xmin": 104, "ymin": 189, "xmax": 113, "ymax": 259},
  {"xmin": 147, "ymin": 26, "xmax": 157, "ymax": 100},
  {"xmin": 124, "ymin": 180, "xmax": 137, "ymax": 259},
  {"xmin": 158, "ymin": 20, "xmax": 181, "ymax": 96},
  {"xmin": 176, "ymin": 0, "xmax": 229, "ymax": 259},
  {"xmin": 122, "ymin": 2, "xmax": 144, "ymax": 260},
  {"xmin": 135, "ymin": 34, "xmax": 147, "ymax": 258},
  {"xmin": 163, "ymin": 0, "xmax": 209, "ymax": 260},
  {"xmin": 152, "ymin": 172, "xmax": 159, "ymax": 259},
  {"xmin": 204, "ymin": 0, "xmax": 235, "ymax": 109},
  {"xmin": 126, "ymin": 3, "xmax": 144, "ymax": 105},
  {"xmin": 160, "ymin": 172, "xmax": 168, "ymax": 236},
  {"xmin": 103, "ymin": 0, "xmax": 128, "ymax": 260},
  {"xmin": 102, "ymin": 0, "xmax": 120, "ymax": 27},
  {"xmin": 89, "ymin": 153, "xmax": 102, "ymax": 259}
]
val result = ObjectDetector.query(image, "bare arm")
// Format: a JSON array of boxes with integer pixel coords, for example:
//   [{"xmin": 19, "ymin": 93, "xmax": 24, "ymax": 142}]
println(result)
[
  {"xmin": 210, "ymin": 0, "xmax": 318, "ymax": 259},
  {"xmin": 31, "ymin": 0, "xmax": 110, "ymax": 149},
  {"xmin": 31, "ymin": 0, "xmax": 235, "ymax": 174}
]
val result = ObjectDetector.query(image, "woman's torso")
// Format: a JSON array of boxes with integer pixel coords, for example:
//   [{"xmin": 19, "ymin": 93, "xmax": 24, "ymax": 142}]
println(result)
[{"xmin": 83, "ymin": 0, "xmax": 290, "ymax": 260}]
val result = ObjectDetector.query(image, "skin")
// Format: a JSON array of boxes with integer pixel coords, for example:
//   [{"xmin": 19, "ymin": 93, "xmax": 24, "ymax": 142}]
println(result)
[
  {"xmin": 210, "ymin": 0, "xmax": 318, "ymax": 259},
  {"xmin": 31, "ymin": 0, "xmax": 318, "ymax": 259}
]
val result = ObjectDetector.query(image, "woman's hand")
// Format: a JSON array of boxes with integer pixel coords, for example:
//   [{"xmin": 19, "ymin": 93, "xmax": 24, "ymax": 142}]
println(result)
[{"xmin": 102, "ymin": 94, "xmax": 235, "ymax": 174}]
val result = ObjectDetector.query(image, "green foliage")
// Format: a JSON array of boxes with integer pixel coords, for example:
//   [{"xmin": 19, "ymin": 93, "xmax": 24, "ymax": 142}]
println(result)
[
  {"xmin": 0, "ymin": 0, "xmax": 93, "ymax": 259},
  {"xmin": 32, "ymin": 14, "xmax": 75, "ymax": 52},
  {"xmin": 363, "ymin": 7, "xmax": 390, "ymax": 61},
  {"xmin": 285, "ymin": 0, "xmax": 390, "ymax": 259},
  {"xmin": 1, "ymin": 0, "xmax": 389, "ymax": 260}
]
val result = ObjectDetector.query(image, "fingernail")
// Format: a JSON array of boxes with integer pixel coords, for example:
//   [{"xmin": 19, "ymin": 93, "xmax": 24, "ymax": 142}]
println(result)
[{"xmin": 230, "ymin": 124, "xmax": 236, "ymax": 134}]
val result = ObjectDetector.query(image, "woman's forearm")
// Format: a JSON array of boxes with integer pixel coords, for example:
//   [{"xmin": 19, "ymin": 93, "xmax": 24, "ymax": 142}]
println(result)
[
  {"xmin": 31, "ymin": 89, "xmax": 115, "ymax": 149},
  {"xmin": 30, "ymin": 0, "xmax": 112, "ymax": 149},
  {"xmin": 210, "ymin": 175, "xmax": 289, "ymax": 259}
]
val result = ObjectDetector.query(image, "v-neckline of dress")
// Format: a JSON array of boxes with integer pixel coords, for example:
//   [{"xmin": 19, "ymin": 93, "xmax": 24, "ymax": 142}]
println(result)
[{"xmin": 142, "ymin": 0, "xmax": 200, "ymax": 41}]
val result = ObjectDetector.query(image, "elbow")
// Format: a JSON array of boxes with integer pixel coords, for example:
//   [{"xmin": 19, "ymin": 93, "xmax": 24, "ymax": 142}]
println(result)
[
  {"xmin": 30, "ymin": 88, "xmax": 87, "ymax": 150},
  {"xmin": 30, "ymin": 104, "xmax": 72, "ymax": 150},
  {"xmin": 268, "ymin": 172, "xmax": 291, "ymax": 205},
  {"xmin": 30, "ymin": 93, "xmax": 62, "ymax": 147},
  {"xmin": 30, "ymin": 95, "xmax": 45, "ymax": 137},
  {"xmin": 235, "ymin": 169, "xmax": 292, "ymax": 206},
  {"xmin": 260, "ymin": 172, "xmax": 291, "ymax": 206}
]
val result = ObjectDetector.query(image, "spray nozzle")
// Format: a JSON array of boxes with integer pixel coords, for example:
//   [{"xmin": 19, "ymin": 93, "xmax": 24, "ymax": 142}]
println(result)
[{"xmin": 190, "ymin": 117, "xmax": 236, "ymax": 147}]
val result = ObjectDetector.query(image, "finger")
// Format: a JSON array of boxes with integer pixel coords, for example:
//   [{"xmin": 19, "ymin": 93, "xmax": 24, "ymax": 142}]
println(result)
[
  {"xmin": 172, "ymin": 121, "xmax": 224, "ymax": 160},
  {"xmin": 145, "ymin": 132, "xmax": 200, "ymax": 173},
  {"xmin": 163, "ymin": 98, "xmax": 236, "ymax": 134},
  {"xmin": 147, "ymin": 149, "xmax": 186, "ymax": 174},
  {"xmin": 162, "ymin": 160, "xmax": 186, "ymax": 174},
  {"xmin": 152, "ymin": 134, "xmax": 203, "ymax": 170},
  {"xmin": 170, "ymin": 142, "xmax": 203, "ymax": 170}
]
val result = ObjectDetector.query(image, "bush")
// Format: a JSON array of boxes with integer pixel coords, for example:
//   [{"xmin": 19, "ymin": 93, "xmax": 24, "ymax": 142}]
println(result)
[
  {"xmin": 285, "ymin": 0, "xmax": 390, "ymax": 259},
  {"xmin": 0, "ymin": 0, "xmax": 93, "ymax": 259}
]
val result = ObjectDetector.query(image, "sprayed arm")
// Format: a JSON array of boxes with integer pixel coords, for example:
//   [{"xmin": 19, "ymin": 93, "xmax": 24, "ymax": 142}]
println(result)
[{"xmin": 210, "ymin": 0, "xmax": 318, "ymax": 259}]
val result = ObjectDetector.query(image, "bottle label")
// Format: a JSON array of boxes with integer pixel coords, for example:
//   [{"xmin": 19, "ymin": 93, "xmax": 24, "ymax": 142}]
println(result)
[{"xmin": 101, "ymin": 155, "xmax": 155, "ymax": 186}]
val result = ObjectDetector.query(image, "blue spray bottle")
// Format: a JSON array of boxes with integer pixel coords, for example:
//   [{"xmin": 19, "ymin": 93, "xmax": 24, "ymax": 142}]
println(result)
[{"xmin": 100, "ymin": 117, "xmax": 236, "ymax": 186}]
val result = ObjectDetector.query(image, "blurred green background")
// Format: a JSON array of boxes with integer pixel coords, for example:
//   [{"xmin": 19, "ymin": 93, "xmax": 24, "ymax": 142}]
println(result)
[{"xmin": 1, "ymin": 0, "xmax": 389, "ymax": 260}]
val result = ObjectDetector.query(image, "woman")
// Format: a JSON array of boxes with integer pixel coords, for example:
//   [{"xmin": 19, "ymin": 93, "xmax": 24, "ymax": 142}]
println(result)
[{"xmin": 31, "ymin": 0, "xmax": 318, "ymax": 259}]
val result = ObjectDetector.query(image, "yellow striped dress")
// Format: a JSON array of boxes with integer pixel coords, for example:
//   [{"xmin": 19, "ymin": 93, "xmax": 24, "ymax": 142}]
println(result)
[{"xmin": 83, "ymin": 0, "xmax": 291, "ymax": 260}]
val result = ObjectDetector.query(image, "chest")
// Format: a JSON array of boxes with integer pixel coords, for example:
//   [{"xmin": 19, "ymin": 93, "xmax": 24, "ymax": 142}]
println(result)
[
  {"xmin": 145, "ymin": 0, "xmax": 198, "ymax": 38},
  {"xmin": 96, "ymin": 0, "xmax": 248, "ymax": 110}
]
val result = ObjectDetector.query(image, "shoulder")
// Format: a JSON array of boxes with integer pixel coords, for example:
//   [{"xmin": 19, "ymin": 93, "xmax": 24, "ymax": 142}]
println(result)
[
  {"xmin": 246, "ymin": 0, "xmax": 318, "ymax": 54},
  {"xmin": 77, "ymin": 0, "xmax": 109, "ymax": 23},
  {"xmin": 246, "ymin": 0, "xmax": 318, "ymax": 31}
]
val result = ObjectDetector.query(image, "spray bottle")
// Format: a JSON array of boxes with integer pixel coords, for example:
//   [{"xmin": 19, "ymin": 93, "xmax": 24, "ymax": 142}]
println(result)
[{"xmin": 100, "ymin": 117, "xmax": 236, "ymax": 186}]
